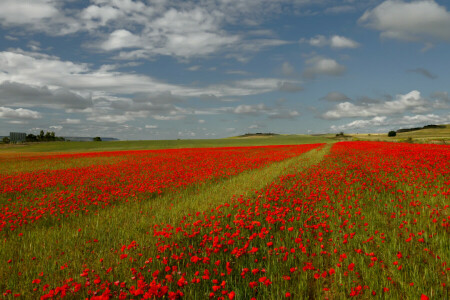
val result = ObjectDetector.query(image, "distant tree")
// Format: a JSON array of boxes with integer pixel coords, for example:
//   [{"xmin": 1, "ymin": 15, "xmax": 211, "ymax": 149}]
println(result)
[
  {"xmin": 336, "ymin": 132, "xmax": 345, "ymax": 137},
  {"xmin": 93, "ymin": 137, "xmax": 102, "ymax": 142},
  {"xmin": 26, "ymin": 134, "xmax": 38, "ymax": 142},
  {"xmin": 388, "ymin": 131, "xmax": 397, "ymax": 137},
  {"xmin": 44, "ymin": 131, "xmax": 52, "ymax": 141},
  {"xmin": 39, "ymin": 130, "xmax": 45, "ymax": 141},
  {"xmin": 2, "ymin": 137, "xmax": 10, "ymax": 144}
]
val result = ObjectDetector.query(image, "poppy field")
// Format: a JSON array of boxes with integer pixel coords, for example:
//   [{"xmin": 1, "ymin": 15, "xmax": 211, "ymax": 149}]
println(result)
[{"xmin": 1, "ymin": 141, "xmax": 449, "ymax": 299}]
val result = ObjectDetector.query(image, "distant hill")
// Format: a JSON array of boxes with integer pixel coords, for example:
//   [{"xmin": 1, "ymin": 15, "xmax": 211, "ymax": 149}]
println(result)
[
  {"xmin": 63, "ymin": 137, "xmax": 119, "ymax": 142},
  {"xmin": 237, "ymin": 133, "xmax": 279, "ymax": 138},
  {"xmin": 396, "ymin": 124, "xmax": 446, "ymax": 133}
]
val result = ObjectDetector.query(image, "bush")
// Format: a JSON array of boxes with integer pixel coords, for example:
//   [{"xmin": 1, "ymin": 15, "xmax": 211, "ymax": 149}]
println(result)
[
  {"xmin": 388, "ymin": 131, "xmax": 397, "ymax": 137},
  {"xmin": 93, "ymin": 137, "xmax": 102, "ymax": 142}
]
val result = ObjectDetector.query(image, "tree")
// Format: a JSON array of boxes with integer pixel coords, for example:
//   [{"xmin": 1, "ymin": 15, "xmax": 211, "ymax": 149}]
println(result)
[
  {"xmin": 26, "ymin": 134, "xmax": 38, "ymax": 142},
  {"xmin": 2, "ymin": 137, "xmax": 10, "ymax": 144},
  {"xmin": 93, "ymin": 137, "xmax": 102, "ymax": 142},
  {"xmin": 388, "ymin": 131, "xmax": 397, "ymax": 137},
  {"xmin": 44, "ymin": 131, "xmax": 52, "ymax": 141},
  {"xmin": 39, "ymin": 130, "xmax": 45, "ymax": 141}
]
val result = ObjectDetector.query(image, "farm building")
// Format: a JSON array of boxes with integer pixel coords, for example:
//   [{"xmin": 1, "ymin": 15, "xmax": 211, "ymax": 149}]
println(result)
[{"xmin": 9, "ymin": 132, "xmax": 26, "ymax": 143}]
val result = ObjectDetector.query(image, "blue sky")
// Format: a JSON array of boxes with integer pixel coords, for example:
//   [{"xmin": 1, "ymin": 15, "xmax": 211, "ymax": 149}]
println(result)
[{"xmin": 0, "ymin": 0, "xmax": 449, "ymax": 140}]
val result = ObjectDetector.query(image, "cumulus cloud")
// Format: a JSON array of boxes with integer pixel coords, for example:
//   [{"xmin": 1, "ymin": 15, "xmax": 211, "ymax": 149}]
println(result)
[
  {"xmin": 0, "ymin": 49, "xmax": 308, "ymax": 126},
  {"xmin": 268, "ymin": 110, "xmax": 299, "ymax": 119},
  {"xmin": 0, "ymin": 81, "xmax": 92, "ymax": 110},
  {"xmin": 330, "ymin": 35, "xmax": 360, "ymax": 48},
  {"xmin": 145, "ymin": 124, "xmax": 158, "ymax": 129},
  {"xmin": 0, "ymin": 1, "xmax": 298, "ymax": 60},
  {"xmin": 231, "ymin": 102, "xmax": 299, "ymax": 119},
  {"xmin": 0, "ymin": 0, "xmax": 58, "ymax": 26},
  {"xmin": 331, "ymin": 114, "xmax": 450, "ymax": 133},
  {"xmin": 303, "ymin": 56, "xmax": 346, "ymax": 79},
  {"xmin": 281, "ymin": 62, "xmax": 297, "ymax": 77},
  {"xmin": 234, "ymin": 104, "xmax": 268, "ymax": 115},
  {"xmin": 331, "ymin": 116, "xmax": 387, "ymax": 132},
  {"xmin": 407, "ymin": 68, "xmax": 437, "ymax": 79},
  {"xmin": 0, "ymin": 106, "xmax": 42, "ymax": 119},
  {"xmin": 0, "ymin": 50, "xmax": 294, "ymax": 99},
  {"xmin": 322, "ymin": 90, "xmax": 429, "ymax": 119},
  {"xmin": 65, "ymin": 118, "xmax": 81, "ymax": 124},
  {"xmin": 359, "ymin": 0, "xmax": 450, "ymax": 45},
  {"xmin": 300, "ymin": 35, "xmax": 360, "ymax": 49},
  {"xmin": 100, "ymin": 29, "xmax": 142, "ymax": 51}
]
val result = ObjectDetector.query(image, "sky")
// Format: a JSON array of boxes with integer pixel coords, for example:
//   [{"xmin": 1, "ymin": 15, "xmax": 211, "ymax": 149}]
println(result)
[{"xmin": 0, "ymin": 0, "xmax": 449, "ymax": 140}]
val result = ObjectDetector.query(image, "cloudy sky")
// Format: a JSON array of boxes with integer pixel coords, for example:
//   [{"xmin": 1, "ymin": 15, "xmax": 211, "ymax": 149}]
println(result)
[{"xmin": 1, "ymin": 0, "xmax": 449, "ymax": 139}]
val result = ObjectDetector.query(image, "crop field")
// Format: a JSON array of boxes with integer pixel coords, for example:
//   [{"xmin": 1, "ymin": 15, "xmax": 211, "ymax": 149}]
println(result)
[{"xmin": 1, "ymin": 141, "xmax": 448, "ymax": 299}]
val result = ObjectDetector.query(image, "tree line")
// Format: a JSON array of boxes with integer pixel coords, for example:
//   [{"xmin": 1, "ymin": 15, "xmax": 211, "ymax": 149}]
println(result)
[
  {"xmin": 25, "ymin": 130, "xmax": 66, "ymax": 142},
  {"xmin": 2, "ymin": 130, "xmax": 65, "ymax": 144}
]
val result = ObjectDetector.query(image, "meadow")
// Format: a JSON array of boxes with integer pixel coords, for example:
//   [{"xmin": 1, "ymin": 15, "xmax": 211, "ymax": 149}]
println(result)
[{"xmin": 0, "ymin": 138, "xmax": 448, "ymax": 299}]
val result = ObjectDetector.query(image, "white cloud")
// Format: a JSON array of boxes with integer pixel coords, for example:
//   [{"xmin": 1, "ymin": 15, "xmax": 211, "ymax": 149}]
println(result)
[
  {"xmin": 98, "ymin": 7, "xmax": 240, "ymax": 59},
  {"xmin": 396, "ymin": 114, "xmax": 450, "ymax": 126},
  {"xmin": 0, "ymin": 81, "xmax": 92, "ymax": 110},
  {"xmin": 301, "ymin": 35, "xmax": 359, "ymax": 49},
  {"xmin": 198, "ymin": 119, "xmax": 205, "ymax": 124},
  {"xmin": 0, "ymin": 1, "xmax": 296, "ymax": 60},
  {"xmin": 231, "ymin": 103, "xmax": 299, "ymax": 119},
  {"xmin": 268, "ymin": 110, "xmax": 299, "ymax": 119},
  {"xmin": 359, "ymin": 0, "xmax": 450, "ymax": 45},
  {"xmin": 101, "ymin": 29, "xmax": 142, "ymax": 51},
  {"xmin": 281, "ymin": 62, "xmax": 297, "ymax": 77},
  {"xmin": 322, "ymin": 90, "xmax": 429, "ymax": 119},
  {"xmin": 331, "ymin": 116, "xmax": 387, "ymax": 132},
  {"xmin": 145, "ymin": 124, "xmax": 158, "ymax": 129},
  {"xmin": 330, "ymin": 114, "xmax": 450, "ymax": 133},
  {"xmin": 0, "ymin": 50, "xmax": 292, "ymax": 100},
  {"xmin": 234, "ymin": 104, "xmax": 267, "ymax": 115},
  {"xmin": 0, "ymin": 107, "xmax": 42, "ymax": 119},
  {"xmin": 303, "ymin": 56, "xmax": 346, "ymax": 79},
  {"xmin": 0, "ymin": 0, "xmax": 58, "ymax": 26},
  {"xmin": 330, "ymin": 35, "xmax": 360, "ymax": 48},
  {"xmin": 187, "ymin": 65, "xmax": 201, "ymax": 71},
  {"xmin": 152, "ymin": 115, "xmax": 186, "ymax": 121},
  {"xmin": 65, "ymin": 118, "xmax": 81, "ymax": 124},
  {"xmin": 88, "ymin": 114, "xmax": 131, "ymax": 124}
]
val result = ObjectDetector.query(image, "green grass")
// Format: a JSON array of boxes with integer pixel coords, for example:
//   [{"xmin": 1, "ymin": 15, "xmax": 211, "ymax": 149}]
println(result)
[
  {"xmin": 0, "ymin": 145, "xmax": 331, "ymax": 298},
  {"xmin": 350, "ymin": 124, "xmax": 450, "ymax": 143},
  {"xmin": 0, "ymin": 135, "xmax": 332, "ymax": 154}
]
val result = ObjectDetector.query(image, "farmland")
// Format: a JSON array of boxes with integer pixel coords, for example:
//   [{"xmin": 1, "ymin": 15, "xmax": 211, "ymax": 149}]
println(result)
[{"xmin": 1, "ymin": 141, "xmax": 448, "ymax": 299}]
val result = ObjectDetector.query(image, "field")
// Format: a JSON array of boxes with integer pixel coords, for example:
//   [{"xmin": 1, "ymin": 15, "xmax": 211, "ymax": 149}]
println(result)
[
  {"xmin": 1, "ymin": 139, "xmax": 448, "ymax": 299},
  {"xmin": 350, "ymin": 124, "xmax": 450, "ymax": 144},
  {"xmin": 0, "ymin": 135, "xmax": 332, "ymax": 154}
]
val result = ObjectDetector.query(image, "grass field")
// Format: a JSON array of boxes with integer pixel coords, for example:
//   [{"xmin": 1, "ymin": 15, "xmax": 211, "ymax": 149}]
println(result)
[
  {"xmin": 1, "ymin": 139, "xmax": 448, "ymax": 299},
  {"xmin": 350, "ymin": 124, "xmax": 450, "ymax": 143},
  {"xmin": 0, "ymin": 135, "xmax": 332, "ymax": 154}
]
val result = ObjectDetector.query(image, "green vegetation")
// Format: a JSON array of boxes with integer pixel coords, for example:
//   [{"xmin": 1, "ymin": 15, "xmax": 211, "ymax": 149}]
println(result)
[
  {"xmin": 0, "ymin": 134, "xmax": 333, "ymax": 153},
  {"xmin": 388, "ymin": 130, "xmax": 397, "ymax": 137},
  {"xmin": 0, "ymin": 145, "xmax": 330, "ymax": 298},
  {"xmin": 349, "ymin": 124, "xmax": 450, "ymax": 143}
]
